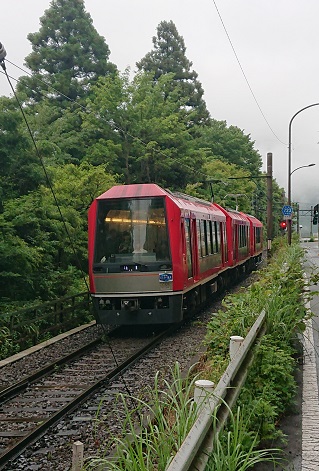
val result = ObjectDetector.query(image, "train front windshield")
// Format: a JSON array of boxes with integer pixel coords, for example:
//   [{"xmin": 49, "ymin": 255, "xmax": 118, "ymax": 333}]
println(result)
[{"xmin": 95, "ymin": 197, "xmax": 171, "ymax": 265}]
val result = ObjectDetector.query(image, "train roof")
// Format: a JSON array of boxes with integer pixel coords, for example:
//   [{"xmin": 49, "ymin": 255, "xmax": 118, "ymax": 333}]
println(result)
[
  {"xmin": 243, "ymin": 213, "xmax": 263, "ymax": 227},
  {"xmin": 95, "ymin": 184, "xmax": 226, "ymax": 220},
  {"xmin": 96, "ymin": 183, "xmax": 167, "ymax": 199},
  {"xmin": 213, "ymin": 203, "xmax": 251, "ymax": 224},
  {"xmin": 94, "ymin": 184, "xmax": 263, "ymax": 225}
]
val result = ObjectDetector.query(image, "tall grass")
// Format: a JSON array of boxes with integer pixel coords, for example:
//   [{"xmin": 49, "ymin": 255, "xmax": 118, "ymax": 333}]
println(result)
[
  {"xmin": 207, "ymin": 404, "xmax": 281, "ymax": 471},
  {"xmin": 84, "ymin": 363, "xmax": 199, "ymax": 470}
]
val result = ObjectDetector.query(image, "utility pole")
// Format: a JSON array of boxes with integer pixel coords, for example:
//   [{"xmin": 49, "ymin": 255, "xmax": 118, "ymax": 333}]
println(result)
[
  {"xmin": 267, "ymin": 153, "xmax": 273, "ymax": 257},
  {"xmin": 296, "ymin": 203, "xmax": 300, "ymax": 235}
]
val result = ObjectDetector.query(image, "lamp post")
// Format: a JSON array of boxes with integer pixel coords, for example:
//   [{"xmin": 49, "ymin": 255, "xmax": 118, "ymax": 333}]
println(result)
[
  {"xmin": 290, "ymin": 163, "xmax": 315, "ymax": 176},
  {"xmin": 288, "ymin": 103, "xmax": 319, "ymax": 245},
  {"xmin": 288, "ymin": 164, "xmax": 315, "ymax": 241}
]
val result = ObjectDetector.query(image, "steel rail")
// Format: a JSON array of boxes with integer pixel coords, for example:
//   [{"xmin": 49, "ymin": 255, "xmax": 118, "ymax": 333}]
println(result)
[
  {"xmin": 0, "ymin": 337, "xmax": 103, "ymax": 403},
  {"xmin": 0, "ymin": 324, "xmax": 176, "ymax": 470}
]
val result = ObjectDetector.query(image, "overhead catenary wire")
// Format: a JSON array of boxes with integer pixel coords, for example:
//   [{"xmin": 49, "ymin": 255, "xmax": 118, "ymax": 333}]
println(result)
[{"xmin": 212, "ymin": 0, "xmax": 287, "ymax": 147}]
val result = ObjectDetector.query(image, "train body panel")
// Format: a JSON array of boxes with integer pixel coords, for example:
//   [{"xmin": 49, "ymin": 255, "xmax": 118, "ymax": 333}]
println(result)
[{"xmin": 88, "ymin": 183, "xmax": 263, "ymax": 325}]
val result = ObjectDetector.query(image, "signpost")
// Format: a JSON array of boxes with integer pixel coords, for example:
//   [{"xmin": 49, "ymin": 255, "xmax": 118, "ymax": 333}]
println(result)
[{"xmin": 282, "ymin": 205, "xmax": 293, "ymax": 220}]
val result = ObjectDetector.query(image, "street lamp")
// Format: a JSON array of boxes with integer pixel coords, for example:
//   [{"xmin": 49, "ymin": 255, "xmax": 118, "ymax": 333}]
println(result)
[
  {"xmin": 288, "ymin": 103, "xmax": 319, "ymax": 245},
  {"xmin": 290, "ymin": 163, "xmax": 315, "ymax": 176},
  {"xmin": 288, "ymin": 164, "xmax": 316, "ymax": 240}
]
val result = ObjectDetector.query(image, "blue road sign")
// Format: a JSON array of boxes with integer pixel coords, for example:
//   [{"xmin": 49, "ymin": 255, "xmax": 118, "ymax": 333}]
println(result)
[{"xmin": 282, "ymin": 205, "xmax": 293, "ymax": 216}]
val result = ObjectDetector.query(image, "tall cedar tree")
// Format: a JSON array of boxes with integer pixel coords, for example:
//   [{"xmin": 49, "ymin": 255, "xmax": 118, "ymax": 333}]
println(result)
[
  {"xmin": 136, "ymin": 20, "xmax": 210, "ymax": 126},
  {"xmin": 17, "ymin": 0, "xmax": 116, "ymax": 105}
]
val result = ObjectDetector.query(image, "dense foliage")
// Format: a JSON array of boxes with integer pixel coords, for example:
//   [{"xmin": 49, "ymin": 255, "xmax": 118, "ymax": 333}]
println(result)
[
  {"xmin": 0, "ymin": 1, "xmax": 285, "ymax": 310},
  {"xmin": 204, "ymin": 241, "xmax": 307, "ymax": 464}
]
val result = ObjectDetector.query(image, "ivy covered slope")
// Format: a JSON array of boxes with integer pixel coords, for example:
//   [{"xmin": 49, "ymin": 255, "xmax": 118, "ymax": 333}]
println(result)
[{"xmin": 203, "ymin": 240, "xmax": 309, "ymax": 449}]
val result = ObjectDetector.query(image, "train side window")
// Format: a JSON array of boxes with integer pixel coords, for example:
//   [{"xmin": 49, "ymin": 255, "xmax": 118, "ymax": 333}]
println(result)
[
  {"xmin": 201, "ymin": 220, "xmax": 208, "ymax": 256},
  {"xmin": 196, "ymin": 220, "xmax": 202, "ymax": 258},
  {"xmin": 256, "ymin": 227, "xmax": 261, "ymax": 244},
  {"xmin": 185, "ymin": 218, "xmax": 193, "ymax": 278},
  {"xmin": 207, "ymin": 221, "xmax": 213, "ymax": 254},
  {"xmin": 223, "ymin": 222, "xmax": 228, "ymax": 262},
  {"xmin": 214, "ymin": 221, "xmax": 219, "ymax": 253}
]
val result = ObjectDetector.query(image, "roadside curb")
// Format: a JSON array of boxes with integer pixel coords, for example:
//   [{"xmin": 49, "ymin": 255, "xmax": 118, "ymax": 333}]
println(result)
[{"xmin": 302, "ymin": 299, "xmax": 319, "ymax": 470}]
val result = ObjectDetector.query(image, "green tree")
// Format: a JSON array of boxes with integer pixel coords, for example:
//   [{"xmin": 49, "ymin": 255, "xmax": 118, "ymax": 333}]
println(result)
[
  {"xmin": 82, "ymin": 71, "xmax": 206, "ymax": 189},
  {"xmin": 17, "ymin": 0, "xmax": 116, "ymax": 105},
  {"xmin": 25, "ymin": 100, "xmax": 87, "ymax": 164},
  {"xmin": 0, "ymin": 96, "xmax": 45, "ymax": 210},
  {"xmin": 137, "ymin": 20, "xmax": 209, "ymax": 126},
  {"xmin": 186, "ymin": 160, "xmax": 258, "ymax": 215},
  {"xmin": 14, "ymin": 0, "xmax": 117, "ymax": 165},
  {"xmin": 198, "ymin": 119, "xmax": 263, "ymax": 176},
  {"xmin": 129, "ymin": 72, "xmax": 206, "ymax": 187},
  {"xmin": 0, "ymin": 163, "xmax": 118, "ymax": 303},
  {"xmin": 81, "ymin": 71, "xmax": 133, "ymax": 180}
]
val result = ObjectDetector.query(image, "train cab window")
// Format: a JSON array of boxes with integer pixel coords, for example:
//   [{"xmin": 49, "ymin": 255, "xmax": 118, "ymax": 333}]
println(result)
[{"xmin": 95, "ymin": 197, "xmax": 171, "ymax": 267}]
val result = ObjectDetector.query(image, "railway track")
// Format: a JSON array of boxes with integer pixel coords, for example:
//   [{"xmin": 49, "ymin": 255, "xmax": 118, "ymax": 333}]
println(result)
[
  {"xmin": 0, "ymin": 264, "xmax": 265, "ymax": 470},
  {"xmin": 0, "ymin": 324, "xmax": 175, "ymax": 470}
]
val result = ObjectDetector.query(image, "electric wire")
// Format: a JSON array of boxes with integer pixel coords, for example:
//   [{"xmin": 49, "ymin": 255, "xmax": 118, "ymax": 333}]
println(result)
[{"xmin": 212, "ymin": 0, "xmax": 287, "ymax": 146}]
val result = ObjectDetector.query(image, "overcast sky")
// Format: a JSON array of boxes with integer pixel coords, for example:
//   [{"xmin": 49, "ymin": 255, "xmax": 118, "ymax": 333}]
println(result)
[{"xmin": 1, "ymin": 0, "xmax": 319, "ymax": 233}]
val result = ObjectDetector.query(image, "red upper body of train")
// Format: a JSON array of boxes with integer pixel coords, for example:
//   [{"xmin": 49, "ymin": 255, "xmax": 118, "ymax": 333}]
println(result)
[{"xmin": 88, "ymin": 183, "xmax": 263, "ymax": 325}]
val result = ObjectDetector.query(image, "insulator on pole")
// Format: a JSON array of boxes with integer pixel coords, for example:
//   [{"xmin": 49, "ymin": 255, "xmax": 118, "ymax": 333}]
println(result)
[{"xmin": 0, "ymin": 42, "xmax": 7, "ymax": 61}]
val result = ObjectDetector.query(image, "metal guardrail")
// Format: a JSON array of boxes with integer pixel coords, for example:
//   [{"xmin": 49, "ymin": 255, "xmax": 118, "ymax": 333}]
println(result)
[{"xmin": 166, "ymin": 310, "xmax": 266, "ymax": 471}]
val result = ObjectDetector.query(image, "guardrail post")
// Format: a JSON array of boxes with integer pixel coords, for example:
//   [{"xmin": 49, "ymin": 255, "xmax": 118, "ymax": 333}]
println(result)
[
  {"xmin": 229, "ymin": 335, "xmax": 244, "ymax": 360},
  {"xmin": 72, "ymin": 440, "xmax": 84, "ymax": 471},
  {"xmin": 194, "ymin": 379, "xmax": 215, "ymax": 412}
]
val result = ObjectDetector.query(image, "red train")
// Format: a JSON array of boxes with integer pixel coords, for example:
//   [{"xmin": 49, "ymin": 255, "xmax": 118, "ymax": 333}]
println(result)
[{"xmin": 88, "ymin": 183, "xmax": 263, "ymax": 325}]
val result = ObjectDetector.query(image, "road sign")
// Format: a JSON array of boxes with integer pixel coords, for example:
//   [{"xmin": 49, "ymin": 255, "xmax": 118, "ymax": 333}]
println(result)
[{"xmin": 282, "ymin": 205, "xmax": 293, "ymax": 217}]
